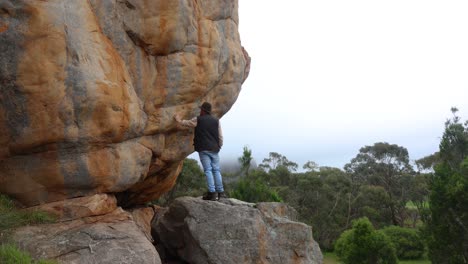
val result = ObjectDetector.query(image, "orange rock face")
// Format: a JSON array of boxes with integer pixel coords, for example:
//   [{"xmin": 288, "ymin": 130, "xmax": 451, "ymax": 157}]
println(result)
[
  {"xmin": 0, "ymin": 0, "xmax": 250, "ymax": 206},
  {"xmin": 13, "ymin": 195, "xmax": 161, "ymax": 263}
]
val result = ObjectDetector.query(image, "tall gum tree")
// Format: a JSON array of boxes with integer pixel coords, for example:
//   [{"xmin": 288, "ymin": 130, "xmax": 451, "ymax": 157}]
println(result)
[{"xmin": 344, "ymin": 142, "xmax": 415, "ymax": 226}]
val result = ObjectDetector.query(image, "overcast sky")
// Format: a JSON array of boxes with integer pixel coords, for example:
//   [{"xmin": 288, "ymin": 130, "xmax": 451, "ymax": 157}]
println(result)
[{"xmin": 201, "ymin": 0, "xmax": 468, "ymax": 170}]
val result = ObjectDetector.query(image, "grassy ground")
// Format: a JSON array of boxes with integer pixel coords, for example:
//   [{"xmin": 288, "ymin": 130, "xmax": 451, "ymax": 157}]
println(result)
[
  {"xmin": 323, "ymin": 252, "xmax": 431, "ymax": 264},
  {"xmin": 0, "ymin": 195, "xmax": 55, "ymax": 231},
  {"xmin": 323, "ymin": 252, "xmax": 340, "ymax": 264},
  {"xmin": 0, "ymin": 244, "xmax": 57, "ymax": 264},
  {"xmin": 0, "ymin": 194, "xmax": 57, "ymax": 264}
]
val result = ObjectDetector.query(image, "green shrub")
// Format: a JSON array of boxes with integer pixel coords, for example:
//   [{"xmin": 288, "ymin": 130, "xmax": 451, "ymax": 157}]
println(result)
[
  {"xmin": 381, "ymin": 225, "xmax": 425, "ymax": 260},
  {"xmin": 230, "ymin": 178, "xmax": 282, "ymax": 203},
  {"xmin": 335, "ymin": 217, "xmax": 397, "ymax": 264}
]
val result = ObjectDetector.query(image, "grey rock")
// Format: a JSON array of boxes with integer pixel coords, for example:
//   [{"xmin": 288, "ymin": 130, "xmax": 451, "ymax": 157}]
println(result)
[{"xmin": 154, "ymin": 197, "xmax": 323, "ymax": 264}]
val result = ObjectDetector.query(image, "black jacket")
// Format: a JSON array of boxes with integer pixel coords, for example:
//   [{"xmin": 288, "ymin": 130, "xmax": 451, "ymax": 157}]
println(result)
[{"xmin": 194, "ymin": 115, "xmax": 221, "ymax": 152}]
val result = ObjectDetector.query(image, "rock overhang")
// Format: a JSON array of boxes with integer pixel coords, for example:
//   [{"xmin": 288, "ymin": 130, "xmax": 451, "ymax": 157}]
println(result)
[{"xmin": 0, "ymin": 0, "xmax": 250, "ymax": 207}]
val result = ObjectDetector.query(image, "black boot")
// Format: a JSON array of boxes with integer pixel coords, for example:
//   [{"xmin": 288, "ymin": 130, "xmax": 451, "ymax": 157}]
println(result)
[
  {"xmin": 218, "ymin": 192, "xmax": 228, "ymax": 200},
  {"xmin": 202, "ymin": 192, "xmax": 218, "ymax": 201}
]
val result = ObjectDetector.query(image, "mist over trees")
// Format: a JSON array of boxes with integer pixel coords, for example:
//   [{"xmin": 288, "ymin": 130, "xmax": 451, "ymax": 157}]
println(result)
[{"xmin": 157, "ymin": 109, "xmax": 468, "ymax": 263}]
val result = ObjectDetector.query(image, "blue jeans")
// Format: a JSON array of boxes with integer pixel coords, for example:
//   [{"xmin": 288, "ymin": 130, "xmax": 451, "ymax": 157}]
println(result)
[{"xmin": 199, "ymin": 151, "xmax": 224, "ymax": 193}]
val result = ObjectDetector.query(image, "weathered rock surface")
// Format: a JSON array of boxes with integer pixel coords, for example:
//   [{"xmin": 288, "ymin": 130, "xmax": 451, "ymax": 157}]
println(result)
[
  {"xmin": 129, "ymin": 206, "xmax": 157, "ymax": 243},
  {"xmin": 12, "ymin": 194, "xmax": 160, "ymax": 264},
  {"xmin": 153, "ymin": 197, "xmax": 323, "ymax": 264},
  {"xmin": 0, "ymin": 0, "xmax": 250, "ymax": 206},
  {"xmin": 24, "ymin": 193, "xmax": 117, "ymax": 221}
]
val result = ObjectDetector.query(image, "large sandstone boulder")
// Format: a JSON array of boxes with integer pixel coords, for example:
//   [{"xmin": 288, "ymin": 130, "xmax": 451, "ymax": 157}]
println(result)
[
  {"xmin": 0, "ymin": 0, "xmax": 250, "ymax": 207},
  {"xmin": 153, "ymin": 197, "xmax": 323, "ymax": 264},
  {"xmin": 11, "ymin": 194, "xmax": 160, "ymax": 264}
]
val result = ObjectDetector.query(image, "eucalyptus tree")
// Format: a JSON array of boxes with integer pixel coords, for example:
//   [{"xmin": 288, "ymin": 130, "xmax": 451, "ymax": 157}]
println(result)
[
  {"xmin": 303, "ymin": 161, "xmax": 319, "ymax": 172},
  {"xmin": 259, "ymin": 152, "xmax": 298, "ymax": 172},
  {"xmin": 344, "ymin": 142, "xmax": 415, "ymax": 226}
]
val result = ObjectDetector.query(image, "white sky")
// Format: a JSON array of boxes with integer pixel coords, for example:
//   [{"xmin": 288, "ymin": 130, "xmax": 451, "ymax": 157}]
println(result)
[{"xmin": 200, "ymin": 0, "xmax": 468, "ymax": 169}]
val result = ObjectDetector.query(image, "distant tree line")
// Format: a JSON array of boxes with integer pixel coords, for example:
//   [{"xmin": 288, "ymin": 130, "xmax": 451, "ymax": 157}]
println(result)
[{"xmin": 156, "ymin": 108, "xmax": 468, "ymax": 264}]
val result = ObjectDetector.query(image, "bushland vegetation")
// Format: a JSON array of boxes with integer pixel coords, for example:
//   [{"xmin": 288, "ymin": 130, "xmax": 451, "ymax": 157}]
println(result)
[{"xmin": 158, "ymin": 108, "xmax": 468, "ymax": 264}]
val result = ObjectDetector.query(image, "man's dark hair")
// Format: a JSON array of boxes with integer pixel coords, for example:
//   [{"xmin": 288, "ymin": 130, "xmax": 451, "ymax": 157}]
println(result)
[{"xmin": 200, "ymin": 102, "xmax": 212, "ymax": 114}]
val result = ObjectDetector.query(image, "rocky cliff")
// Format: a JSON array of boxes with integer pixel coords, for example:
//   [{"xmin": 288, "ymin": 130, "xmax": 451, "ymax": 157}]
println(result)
[
  {"xmin": 0, "ymin": 0, "xmax": 250, "ymax": 207},
  {"xmin": 0, "ymin": 1, "xmax": 325, "ymax": 263}
]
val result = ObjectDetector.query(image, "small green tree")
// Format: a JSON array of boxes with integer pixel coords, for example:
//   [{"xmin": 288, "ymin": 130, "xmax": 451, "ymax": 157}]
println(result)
[
  {"xmin": 335, "ymin": 217, "xmax": 397, "ymax": 264},
  {"xmin": 238, "ymin": 146, "xmax": 253, "ymax": 176},
  {"xmin": 381, "ymin": 225, "xmax": 425, "ymax": 260}
]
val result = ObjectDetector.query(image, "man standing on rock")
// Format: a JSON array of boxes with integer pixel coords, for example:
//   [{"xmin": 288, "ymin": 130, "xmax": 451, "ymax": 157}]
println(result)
[{"xmin": 174, "ymin": 102, "xmax": 226, "ymax": 201}]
